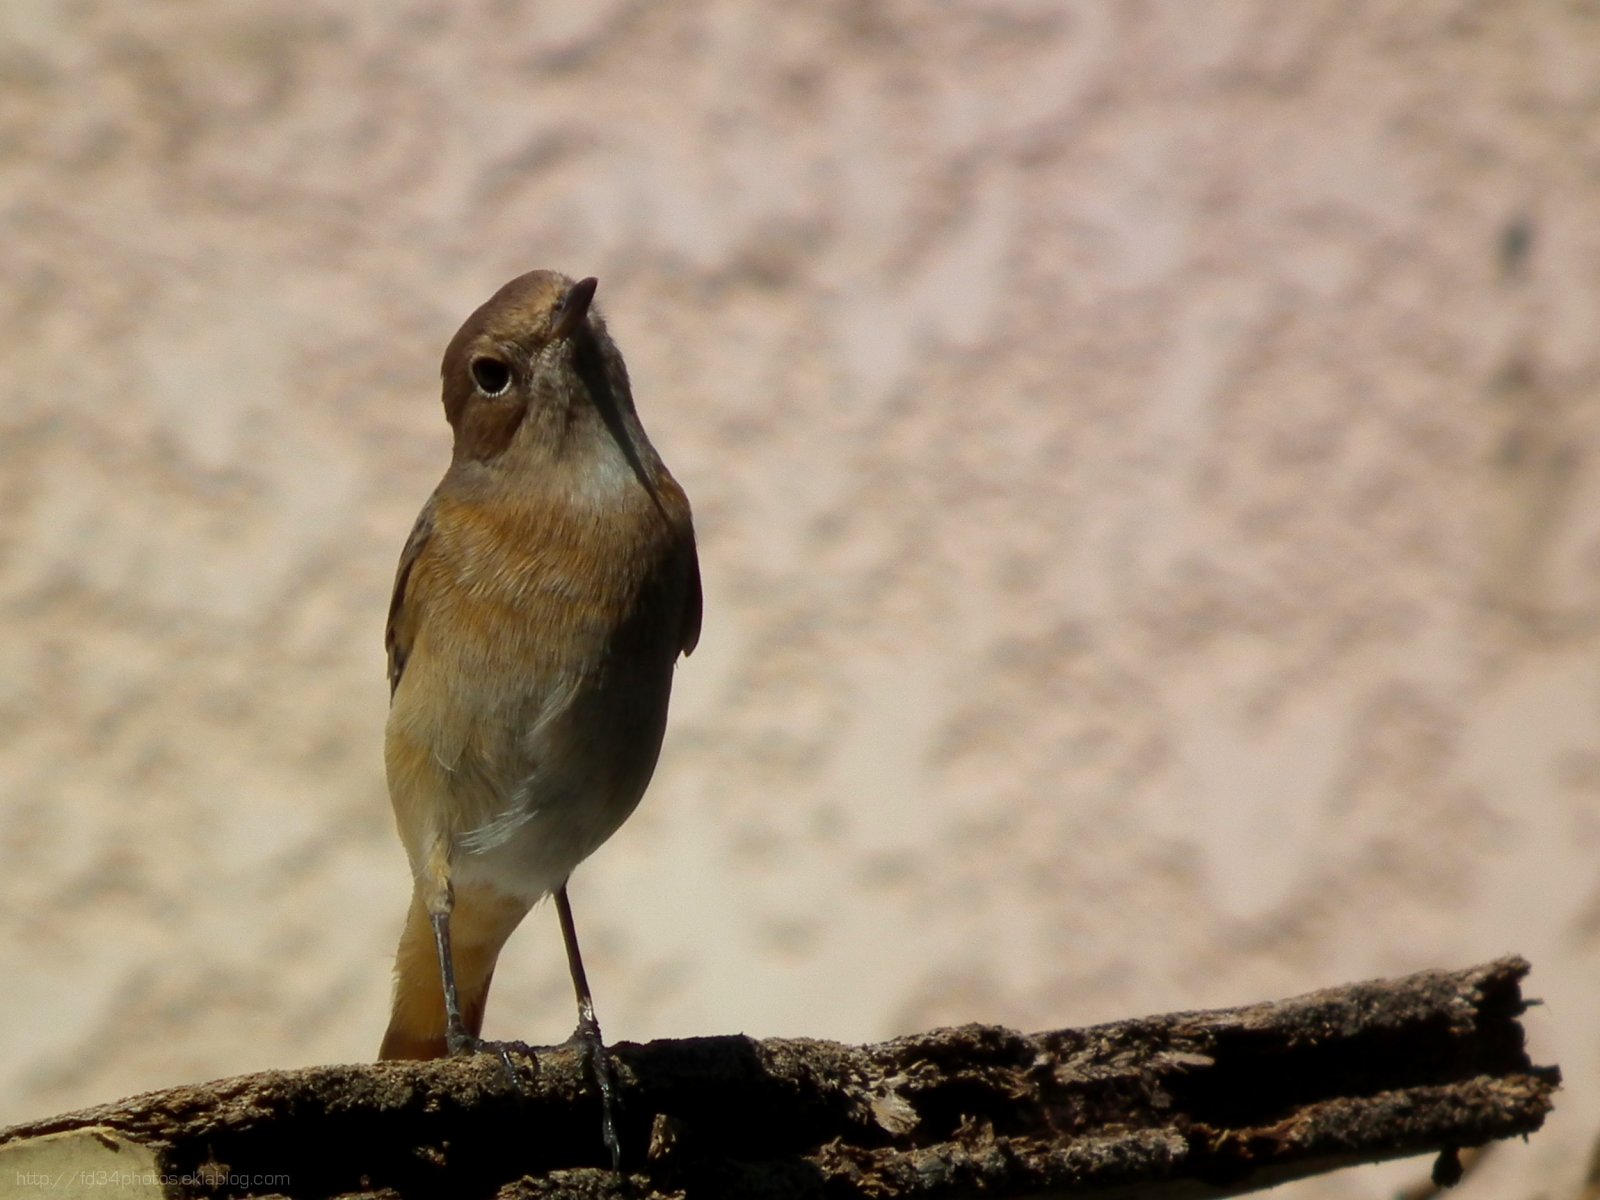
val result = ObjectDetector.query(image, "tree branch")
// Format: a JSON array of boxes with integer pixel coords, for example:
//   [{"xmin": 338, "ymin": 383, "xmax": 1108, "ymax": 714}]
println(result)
[{"xmin": 0, "ymin": 957, "xmax": 1557, "ymax": 1198}]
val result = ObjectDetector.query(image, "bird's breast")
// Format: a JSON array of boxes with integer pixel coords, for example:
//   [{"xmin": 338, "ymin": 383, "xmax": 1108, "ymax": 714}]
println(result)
[{"xmin": 389, "ymin": 485, "xmax": 690, "ymax": 766}]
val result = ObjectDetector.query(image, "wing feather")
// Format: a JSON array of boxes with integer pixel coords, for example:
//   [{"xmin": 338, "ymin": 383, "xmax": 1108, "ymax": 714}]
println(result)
[{"xmin": 386, "ymin": 497, "xmax": 436, "ymax": 698}]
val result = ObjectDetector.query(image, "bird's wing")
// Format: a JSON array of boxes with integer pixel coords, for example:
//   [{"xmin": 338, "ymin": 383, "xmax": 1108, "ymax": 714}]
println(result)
[
  {"xmin": 680, "ymin": 537, "xmax": 703, "ymax": 657},
  {"xmin": 386, "ymin": 496, "xmax": 436, "ymax": 698}
]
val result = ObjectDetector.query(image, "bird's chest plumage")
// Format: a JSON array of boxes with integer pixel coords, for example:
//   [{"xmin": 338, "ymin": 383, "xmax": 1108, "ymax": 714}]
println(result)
[
  {"xmin": 432, "ymin": 496, "xmax": 642, "ymax": 674},
  {"xmin": 385, "ymin": 484, "xmax": 689, "ymax": 885}
]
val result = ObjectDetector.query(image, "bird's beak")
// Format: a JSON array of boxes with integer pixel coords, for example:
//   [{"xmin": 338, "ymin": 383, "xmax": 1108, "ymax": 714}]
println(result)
[{"xmin": 552, "ymin": 276, "xmax": 599, "ymax": 341}]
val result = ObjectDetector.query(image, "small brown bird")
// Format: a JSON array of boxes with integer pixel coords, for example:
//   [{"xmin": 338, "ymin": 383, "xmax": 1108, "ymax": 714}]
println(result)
[{"xmin": 377, "ymin": 270, "xmax": 701, "ymax": 1166}]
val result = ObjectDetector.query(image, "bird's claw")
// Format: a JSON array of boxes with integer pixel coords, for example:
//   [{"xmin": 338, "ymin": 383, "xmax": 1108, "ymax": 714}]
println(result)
[
  {"xmin": 568, "ymin": 1017, "xmax": 622, "ymax": 1171},
  {"xmin": 446, "ymin": 1030, "xmax": 527, "ymax": 1091}
]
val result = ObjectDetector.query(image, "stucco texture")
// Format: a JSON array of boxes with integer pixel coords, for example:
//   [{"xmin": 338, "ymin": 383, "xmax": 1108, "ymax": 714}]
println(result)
[{"xmin": 2, "ymin": 4, "xmax": 1598, "ymax": 1196}]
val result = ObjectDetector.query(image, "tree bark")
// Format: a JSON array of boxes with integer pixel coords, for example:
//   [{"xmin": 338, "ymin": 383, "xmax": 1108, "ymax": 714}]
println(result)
[{"xmin": 0, "ymin": 957, "xmax": 1557, "ymax": 1199}]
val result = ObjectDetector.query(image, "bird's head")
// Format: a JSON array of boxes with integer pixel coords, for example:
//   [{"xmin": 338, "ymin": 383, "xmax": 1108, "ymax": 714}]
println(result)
[{"xmin": 439, "ymin": 270, "xmax": 630, "ymax": 465}]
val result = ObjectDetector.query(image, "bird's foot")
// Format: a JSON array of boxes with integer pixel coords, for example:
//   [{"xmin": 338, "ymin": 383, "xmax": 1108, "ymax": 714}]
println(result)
[
  {"xmin": 566, "ymin": 1016, "xmax": 622, "ymax": 1171},
  {"xmin": 446, "ymin": 1027, "xmax": 528, "ymax": 1091}
]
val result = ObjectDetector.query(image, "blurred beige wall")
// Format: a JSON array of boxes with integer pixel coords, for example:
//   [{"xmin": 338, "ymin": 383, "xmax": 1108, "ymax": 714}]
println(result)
[{"xmin": 2, "ymin": 4, "xmax": 1597, "ymax": 1196}]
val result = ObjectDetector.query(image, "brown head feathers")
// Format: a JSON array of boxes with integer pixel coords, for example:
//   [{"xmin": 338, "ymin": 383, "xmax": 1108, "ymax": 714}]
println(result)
[{"xmin": 439, "ymin": 270, "xmax": 630, "ymax": 465}]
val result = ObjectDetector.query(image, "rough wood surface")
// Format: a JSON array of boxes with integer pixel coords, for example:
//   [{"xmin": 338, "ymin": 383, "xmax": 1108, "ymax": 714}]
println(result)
[{"xmin": 0, "ymin": 958, "xmax": 1557, "ymax": 1199}]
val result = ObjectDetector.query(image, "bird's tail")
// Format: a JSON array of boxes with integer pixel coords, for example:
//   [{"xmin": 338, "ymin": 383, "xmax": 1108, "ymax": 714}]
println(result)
[{"xmin": 379, "ymin": 884, "xmax": 530, "ymax": 1060}]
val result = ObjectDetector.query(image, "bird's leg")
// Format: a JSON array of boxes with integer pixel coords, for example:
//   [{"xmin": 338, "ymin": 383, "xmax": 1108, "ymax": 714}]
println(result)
[
  {"xmin": 418, "ymin": 850, "xmax": 479, "ymax": 1059},
  {"xmin": 555, "ymin": 884, "xmax": 622, "ymax": 1171},
  {"xmin": 423, "ymin": 860, "xmax": 521, "ymax": 1084},
  {"xmin": 427, "ymin": 908, "xmax": 475, "ymax": 1057}
]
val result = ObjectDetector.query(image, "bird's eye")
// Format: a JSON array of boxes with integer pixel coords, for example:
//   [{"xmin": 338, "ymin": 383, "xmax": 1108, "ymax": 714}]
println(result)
[{"xmin": 470, "ymin": 356, "xmax": 512, "ymax": 396}]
